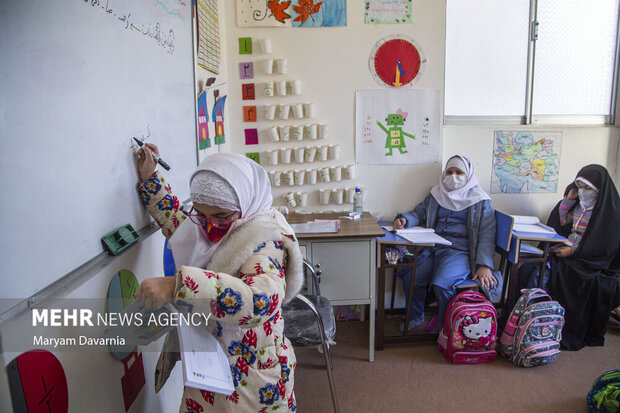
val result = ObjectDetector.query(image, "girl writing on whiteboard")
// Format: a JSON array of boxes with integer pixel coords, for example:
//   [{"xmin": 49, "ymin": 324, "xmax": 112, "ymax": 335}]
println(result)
[
  {"xmin": 392, "ymin": 155, "xmax": 499, "ymax": 333},
  {"xmin": 517, "ymin": 164, "xmax": 620, "ymax": 350},
  {"xmin": 134, "ymin": 144, "xmax": 303, "ymax": 412}
]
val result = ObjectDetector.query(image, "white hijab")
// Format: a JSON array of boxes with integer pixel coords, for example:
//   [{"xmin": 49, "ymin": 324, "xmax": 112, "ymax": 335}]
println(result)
[
  {"xmin": 168, "ymin": 153, "xmax": 273, "ymax": 269},
  {"xmin": 430, "ymin": 155, "xmax": 490, "ymax": 212}
]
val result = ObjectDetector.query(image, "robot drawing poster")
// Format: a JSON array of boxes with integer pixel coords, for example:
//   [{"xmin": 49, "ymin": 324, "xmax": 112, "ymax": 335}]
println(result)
[{"xmin": 355, "ymin": 89, "xmax": 440, "ymax": 165}]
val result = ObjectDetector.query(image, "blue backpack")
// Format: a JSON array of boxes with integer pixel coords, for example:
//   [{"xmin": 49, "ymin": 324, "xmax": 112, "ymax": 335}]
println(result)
[{"xmin": 500, "ymin": 288, "xmax": 565, "ymax": 367}]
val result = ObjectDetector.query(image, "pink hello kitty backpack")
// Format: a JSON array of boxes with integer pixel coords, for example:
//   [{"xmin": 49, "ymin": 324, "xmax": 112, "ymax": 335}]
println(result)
[{"xmin": 438, "ymin": 290, "xmax": 497, "ymax": 364}]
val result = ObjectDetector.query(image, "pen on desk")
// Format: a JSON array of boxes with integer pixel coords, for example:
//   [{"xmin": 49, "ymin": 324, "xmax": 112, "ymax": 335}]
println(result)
[{"xmin": 133, "ymin": 138, "xmax": 171, "ymax": 171}]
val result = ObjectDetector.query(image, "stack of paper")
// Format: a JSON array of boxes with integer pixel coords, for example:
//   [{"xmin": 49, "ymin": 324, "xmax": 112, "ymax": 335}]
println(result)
[
  {"xmin": 382, "ymin": 225, "xmax": 435, "ymax": 234},
  {"xmin": 290, "ymin": 220, "xmax": 339, "ymax": 234},
  {"xmin": 398, "ymin": 232, "xmax": 452, "ymax": 246},
  {"xmin": 512, "ymin": 215, "xmax": 556, "ymax": 235}
]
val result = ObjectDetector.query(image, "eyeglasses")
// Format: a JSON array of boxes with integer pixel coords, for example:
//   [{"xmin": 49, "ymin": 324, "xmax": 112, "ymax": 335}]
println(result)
[{"xmin": 187, "ymin": 207, "xmax": 240, "ymax": 229}]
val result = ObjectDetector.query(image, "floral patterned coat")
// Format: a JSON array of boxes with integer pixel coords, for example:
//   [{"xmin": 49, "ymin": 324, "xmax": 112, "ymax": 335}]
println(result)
[{"xmin": 138, "ymin": 172, "xmax": 304, "ymax": 413}]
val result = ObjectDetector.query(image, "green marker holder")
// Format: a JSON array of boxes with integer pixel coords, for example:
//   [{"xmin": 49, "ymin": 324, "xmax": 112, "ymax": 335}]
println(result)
[{"xmin": 101, "ymin": 224, "xmax": 140, "ymax": 255}]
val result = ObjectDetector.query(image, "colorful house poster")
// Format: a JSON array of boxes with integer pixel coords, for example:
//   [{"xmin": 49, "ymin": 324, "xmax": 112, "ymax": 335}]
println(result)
[
  {"xmin": 212, "ymin": 94, "xmax": 227, "ymax": 145},
  {"xmin": 355, "ymin": 89, "xmax": 440, "ymax": 165},
  {"xmin": 197, "ymin": 90, "xmax": 210, "ymax": 149},
  {"xmin": 365, "ymin": 0, "xmax": 412, "ymax": 24},
  {"xmin": 491, "ymin": 130, "xmax": 562, "ymax": 194}
]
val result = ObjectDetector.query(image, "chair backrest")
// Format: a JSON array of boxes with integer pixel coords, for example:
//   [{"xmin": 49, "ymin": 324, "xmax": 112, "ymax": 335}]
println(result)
[
  {"xmin": 495, "ymin": 210, "xmax": 514, "ymax": 252},
  {"xmin": 303, "ymin": 259, "xmax": 321, "ymax": 296}
]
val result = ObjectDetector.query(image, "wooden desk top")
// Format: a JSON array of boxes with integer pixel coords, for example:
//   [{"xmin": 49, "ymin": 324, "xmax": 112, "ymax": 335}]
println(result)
[{"xmin": 284, "ymin": 212, "xmax": 384, "ymax": 239}]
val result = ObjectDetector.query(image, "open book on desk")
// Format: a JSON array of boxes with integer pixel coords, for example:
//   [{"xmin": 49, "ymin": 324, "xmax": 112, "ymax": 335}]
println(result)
[
  {"xmin": 177, "ymin": 322, "xmax": 235, "ymax": 395},
  {"xmin": 381, "ymin": 225, "xmax": 435, "ymax": 234},
  {"xmin": 397, "ymin": 231, "xmax": 452, "ymax": 246},
  {"xmin": 511, "ymin": 215, "xmax": 557, "ymax": 235}
]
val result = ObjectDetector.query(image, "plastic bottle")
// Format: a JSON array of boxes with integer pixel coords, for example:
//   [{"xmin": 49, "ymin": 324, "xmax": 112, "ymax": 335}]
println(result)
[{"xmin": 353, "ymin": 186, "xmax": 363, "ymax": 213}]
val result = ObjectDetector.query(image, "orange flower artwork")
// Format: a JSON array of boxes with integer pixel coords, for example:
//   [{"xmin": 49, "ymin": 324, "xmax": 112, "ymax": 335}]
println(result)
[{"xmin": 292, "ymin": 0, "xmax": 323, "ymax": 23}]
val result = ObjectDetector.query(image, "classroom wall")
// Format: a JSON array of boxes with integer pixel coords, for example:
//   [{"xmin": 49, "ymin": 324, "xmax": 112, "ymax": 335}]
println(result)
[{"xmin": 222, "ymin": 1, "xmax": 619, "ymax": 222}]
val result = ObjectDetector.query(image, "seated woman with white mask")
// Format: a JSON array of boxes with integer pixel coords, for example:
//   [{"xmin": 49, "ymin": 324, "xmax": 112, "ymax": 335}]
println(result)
[{"xmin": 392, "ymin": 155, "xmax": 498, "ymax": 332}]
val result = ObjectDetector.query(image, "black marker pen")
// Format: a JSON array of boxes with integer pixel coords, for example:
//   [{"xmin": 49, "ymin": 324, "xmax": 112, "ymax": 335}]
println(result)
[{"xmin": 133, "ymin": 138, "xmax": 171, "ymax": 171}]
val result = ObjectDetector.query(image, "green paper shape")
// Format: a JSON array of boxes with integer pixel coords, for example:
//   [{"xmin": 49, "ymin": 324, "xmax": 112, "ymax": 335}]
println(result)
[
  {"xmin": 246, "ymin": 152, "xmax": 260, "ymax": 164},
  {"xmin": 239, "ymin": 37, "xmax": 252, "ymax": 54}
]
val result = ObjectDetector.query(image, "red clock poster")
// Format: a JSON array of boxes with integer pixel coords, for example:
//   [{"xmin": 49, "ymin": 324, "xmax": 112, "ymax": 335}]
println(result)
[{"xmin": 369, "ymin": 34, "xmax": 426, "ymax": 88}]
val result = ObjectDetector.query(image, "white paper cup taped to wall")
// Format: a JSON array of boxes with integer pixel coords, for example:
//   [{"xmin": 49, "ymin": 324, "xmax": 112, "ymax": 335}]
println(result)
[
  {"xmin": 329, "ymin": 144, "xmax": 340, "ymax": 160},
  {"xmin": 263, "ymin": 59, "xmax": 274, "ymax": 74},
  {"xmin": 288, "ymin": 80, "xmax": 301, "ymax": 95},
  {"xmin": 264, "ymin": 82, "xmax": 274, "ymax": 97},
  {"xmin": 305, "ymin": 124, "xmax": 317, "ymax": 140},
  {"xmin": 280, "ymin": 148, "xmax": 292, "ymax": 164},
  {"xmin": 306, "ymin": 168, "xmax": 317, "ymax": 184},
  {"xmin": 304, "ymin": 146, "xmax": 317, "ymax": 162},
  {"xmin": 296, "ymin": 191, "xmax": 308, "ymax": 207},
  {"xmin": 294, "ymin": 169, "xmax": 305, "ymax": 185},
  {"xmin": 318, "ymin": 123, "xmax": 329, "ymax": 139},
  {"xmin": 267, "ymin": 150, "xmax": 279, "ymax": 165},
  {"xmin": 269, "ymin": 170, "xmax": 281, "ymax": 186},
  {"xmin": 319, "ymin": 189, "xmax": 330, "ymax": 205},
  {"xmin": 291, "ymin": 125, "xmax": 304, "ymax": 140},
  {"xmin": 285, "ymin": 192, "xmax": 296, "ymax": 208},
  {"xmin": 275, "ymin": 58, "xmax": 288, "ymax": 74},
  {"xmin": 278, "ymin": 104, "xmax": 290, "ymax": 119},
  {"xmin": 266, "ymin": 127, "xmax": 279, "ymax": 142},
  {"xmin": 332, "ymin": 188, "xmax": 344, "ymax": 204},
  {"xmin": 304, "ymin": 102, "xmax": 316, "ymax": 118},
  {"xmin": 344, "ymin": 164, "xmax": 356, "ymax": 179},
  {"xmin": 331, "ymin": 165, "xmax": 342, "ymax": 181},
  {"xmin": 294, "ymin": 147, "xmax": 305, "ymax": 163},
  {"xmin": 292, "ymin": 103, "xmax": 304, "ymax": 119},
  {"xmin": 264, "ymin": 104, "xmax": 276, "ymax": 120},
  {"xmin": 320, "ymin": 167, "xmax": 331, "ymax": 183},
  {"xmin": 345, "ymin": 187, "xmax": 356, "ymax": 203},
  {"xmin": 275, "ymin": 81, "xmax": 287, "ymax": 96},
  {"xmin": 317, "ymin": 145, "xmax": 329, "ymax": 161},
  {"xmin": 259, "ymin": 38, "xmax": 272, "ymax": 54},
  {"xmin": 283, "ymin": 170, "xmax": 294, "ymax": 185},
  {"xmin": 279, "ymin": 125, "xmax": 290, "ymax": 141}
]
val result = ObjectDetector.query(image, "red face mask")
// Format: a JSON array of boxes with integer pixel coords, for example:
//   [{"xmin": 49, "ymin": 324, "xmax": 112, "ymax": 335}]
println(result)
[{"xmin": 188, "ymin": 208, "xmax": 240, "ymax": 243}]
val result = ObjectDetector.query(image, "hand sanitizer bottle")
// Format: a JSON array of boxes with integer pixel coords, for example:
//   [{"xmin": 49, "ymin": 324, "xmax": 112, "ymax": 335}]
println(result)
[{"xmin": 353, "ymin": 186, "xmax": 363, "ymax": 213}]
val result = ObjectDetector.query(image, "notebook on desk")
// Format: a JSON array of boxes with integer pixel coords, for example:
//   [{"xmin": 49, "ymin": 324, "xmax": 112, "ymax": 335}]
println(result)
[
  {"xmin": 511, "ymin": 215, "xmax": 557, "ymax": 235},
  {"xmin": 381, "ymin": 225, "xmax": 435, "ymax": 234},
  {"xmin": 397, "ymin": 231, "xmax": 452, "ymax": 246}
]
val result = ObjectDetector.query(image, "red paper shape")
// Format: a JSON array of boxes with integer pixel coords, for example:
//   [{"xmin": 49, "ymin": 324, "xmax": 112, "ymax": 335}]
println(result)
[
  {"xmin": 121, "ymin": 350, "xmax": 145, "ymax": 412},
  {"xmin": 242, "ymin": 83, "xmax": 255, "ymax": 100},
  {"xmin": 245, "ymin": 129, "xmax": 259, "ymax": 145}
]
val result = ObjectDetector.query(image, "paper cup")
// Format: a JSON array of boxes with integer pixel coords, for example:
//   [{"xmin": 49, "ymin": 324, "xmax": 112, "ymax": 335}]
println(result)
[
  {"xmin": 296, "ymin": 191, "xmax": 308, "ymax": 207},
  {"xmin": 304, "ymin": 146, "xmax": 317, "ymax": 163},
  {"xmin": 344, "ymin": 164, "xmax": 356, "ymax": 180},
  {"xmin": 294, "ymin": 169, "xmax": 305, "ymax": 186},
  {"xmin": 294, "ymin": 147, "xmax": 305, "ymax": 163},
  {"xmin": 269, "ymin": 171, "xmax": 281, "ymax": 187},
  {"xmin": 319, "ymin": 189, "xmax": 330, "ymax": 205},
  {"xmin": 264, "ymin": 104, "xmax": 276, "ymax": 120},
  {"xmin": 262, "ymin": 59, "xmax": 274, "ymax": 74},
  {"xmin": 306, "ymin": 169, "xmax": 317, "ymax": 184},
  {"xmin": 291, "ymin": 125, "xmax": 304, "ymax": 141},
  {"xmin": 275, "ymin": 81, "xmax": 287, "ymax": 96},
  {"xmin": 332, "ymin": 188, "xmax": 344, "ymax": 204},
  {"xmin": 285, "ymin": 192, "xmax": 296, "ymax": 208},
  {"xmin": 292, "ymin": 103, "xmax": 304, "ymax": 119},
  {"xmin": 275, "ymin": 58, "xmax": 288, "ymax": 74},
  {"xmin": 346, "ymin": 187, "xmax": 356, "ymax": 203},
  {"xmin": 305, "ymin": 124, "xmax": 318, "ymax": 140},
  {"xmin": 278, "ymin": 104, "xmax": 290, "ymax": 120},
  {"xmin": 267, "ymin": 150, "xmax": 279, "ymax": 165},
  {"xmin": 266, "ymin": 127, "xmax": 279, "ymax": 142},
  {"xmin": 259, "ymin": 38, "xmax": 272, "ymax": 54},
  {"xmin": 317, "ymin": 145, "xmax": 329, "ymax": 161},
  {"xmin": 329, "ymin": 144, "xmax": 340, "ymax": 160},
  {"xmin": 283, "ymin": 170, "xmax": 294, "ymax": 186},
  {"xmin": 288, "ymin": 80, "xmax": 301, "ymax": 95},
  {"xmin": 319, "ymin": 167, "xmax": 331, "ymax": 183},
  {"xmin": 264, "ymin": 82, "xmax": 274, "ymax": 97},
  {"xmin": 279, "ymin": 126, "xmax": 290, "ymax": 141},
  {"xmin": 304, "ymin": 102, "xmax": 316, "ymax": 118},
  {"xmin": 331, "ymin": 166, "xmax": 342, "ymax": 182},
  {"xmin": 318, "ymin": 123, "xmax": 329, "ymax": 139},
  {"xmin": 280, "ymin": 148, "xmax": 292, "ymax": 164}
]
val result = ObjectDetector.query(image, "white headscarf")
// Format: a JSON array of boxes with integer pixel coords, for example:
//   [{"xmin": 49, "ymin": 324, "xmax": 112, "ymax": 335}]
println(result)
[
  {"xmin": 430, "ymin": 155, "xmax": 490, "ymax": 212},
  {"xmin": 168, "ymin": 153, "xmax": 272, "ymax": 269}
]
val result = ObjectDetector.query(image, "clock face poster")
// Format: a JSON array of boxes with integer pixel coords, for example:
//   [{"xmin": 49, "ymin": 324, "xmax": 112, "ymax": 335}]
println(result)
[{"xmin": 355, "ymin": 89, "xmax": 440, "ymax": 165}]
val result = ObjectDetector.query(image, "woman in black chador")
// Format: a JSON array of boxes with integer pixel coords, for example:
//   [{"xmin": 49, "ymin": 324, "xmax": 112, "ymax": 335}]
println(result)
[{"xmin": 547, "ymin": 164, "xmax": 620, "ymax": 350}]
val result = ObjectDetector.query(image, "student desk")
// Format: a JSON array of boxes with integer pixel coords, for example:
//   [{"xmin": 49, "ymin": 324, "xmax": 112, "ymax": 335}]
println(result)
[
  {"xmin": 375, "ymin": 223, "xmax": 438, "ymax": 350},
  {"xmin": 285, "ymin": 212, "xmax": 384, "ymax": 362}
]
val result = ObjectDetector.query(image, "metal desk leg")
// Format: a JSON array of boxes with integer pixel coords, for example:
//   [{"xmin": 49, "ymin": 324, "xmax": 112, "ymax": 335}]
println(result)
[
  {"xmin": 375, "ymin": 244, "xmax": 386, "ymax": 351},
  {"xmin": 403, "ymin": 247, "xmax": 419, "ymax": 335}
]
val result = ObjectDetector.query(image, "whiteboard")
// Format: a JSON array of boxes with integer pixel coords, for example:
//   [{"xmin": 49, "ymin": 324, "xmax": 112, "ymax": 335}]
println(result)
[{"xmin": 0, "ymin": 0, "xmax": 197, "ymax": 300}]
